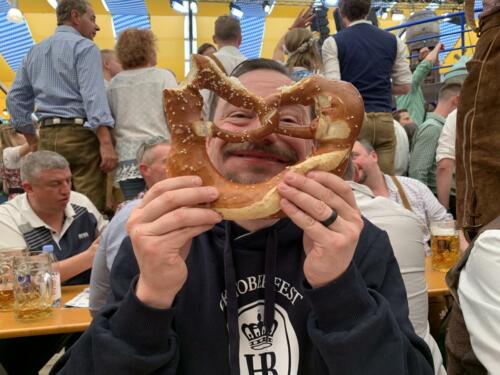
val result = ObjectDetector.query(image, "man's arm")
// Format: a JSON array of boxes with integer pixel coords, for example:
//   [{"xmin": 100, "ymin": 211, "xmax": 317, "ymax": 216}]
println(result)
[
  {"xmin": 53, "ymin": 237, "xmax": 99, "ymax": 283},
  {"xmin": 392, "ymin": 38, "xmax": 412, "ymax": 95},
  {"xmin": 51, "ymin": 177, "xmax": 222, "ymax": 374},
  {"xmin": 75, "ymin": 43, "xmax": 117, "ymax": 173},
  {"xmin": 436, "ymin": 158, "xmax": 455, "ymax": 209},
  {"xmin": 6, "ymin": 55, "xmax": 37, "ymax": 135},
  {"xmin": 305, "ymin": 226, "xmax": 434, "ymax": 373},
  {"xmin": 409, "ymin": 125, "xmax": 441, "ymax": 185},
  {"xmin": 459, "ymin": 230, "xmax": 500, "ymax": 374},
  {"xmin": 277, "ymin": 172, "xmax": 433, "ymax": 373},
  {"xmin": 321, "ymin": 37, "xmax": 341, "ymax": 80}
]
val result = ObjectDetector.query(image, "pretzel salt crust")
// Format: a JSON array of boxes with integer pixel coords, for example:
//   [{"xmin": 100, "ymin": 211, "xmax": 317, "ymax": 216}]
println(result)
[{"xmin": 163, "ymin": 54, "xmax": 364, "ymax": 220}]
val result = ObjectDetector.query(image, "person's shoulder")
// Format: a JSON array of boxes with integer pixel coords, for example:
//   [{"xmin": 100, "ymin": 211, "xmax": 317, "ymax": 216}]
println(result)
[
  {"xmin": 113, "ymin": 199, "xmax": 140, "ymax": 222},
  {"xmin": 0, "ymin": 194, "xmax": 24, "ymax": 212}
]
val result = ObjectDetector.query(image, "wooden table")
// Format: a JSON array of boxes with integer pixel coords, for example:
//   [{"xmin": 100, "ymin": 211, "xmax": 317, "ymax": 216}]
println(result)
[
  {"xmin": 0, "ymin": 285, "xmax": 92, "ymax": 339},
  {"xmin": 425, "ymin": 256, "xmax": 450, "ymax": 297}
]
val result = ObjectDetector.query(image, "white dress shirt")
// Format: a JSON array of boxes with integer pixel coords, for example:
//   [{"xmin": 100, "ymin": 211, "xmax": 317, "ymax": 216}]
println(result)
[
  {"xmin": 394, "ymin": 120, "xmax": 410, "ymax": 176},
  {"xmin": 436, "ymin": 109, "xmax": 457, "ymax": 162},
  {"xmin": 351, "ymin": 182, "xmax": 446, "ymax": 375},
  {"xmin": 384, "ymin": 174, "xmax": 453, "ymax": 254},
  {"xmin": 459, "ymin": 229, "xmax": 500, "ymax": 375}
]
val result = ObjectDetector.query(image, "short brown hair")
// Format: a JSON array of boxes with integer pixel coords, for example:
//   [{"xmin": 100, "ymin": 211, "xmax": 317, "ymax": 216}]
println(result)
[
  {"xmin": 116, "ymin": 28, "xmax": 157, "ymax": 70},
  {"xmin": 438, "ymin": 83, "xmax": 462, "ymax": 102},
  {"xmin": 339, "ymin": 0, "xmax": 371, "ymax": 21},
  {"xmin": 197, "ymin": 43, "xmax": 216, "ymax": 55},
  {"xmin": 214, "ymin": 15, "xmax": 241, "ymax": 43},
  {"xmin": 392, "ymin": 108, "xmax": 408, "ymax": 122},
  {"xmin": 56, "ymin": 0, "xmax": 89, "ymax": 25}
]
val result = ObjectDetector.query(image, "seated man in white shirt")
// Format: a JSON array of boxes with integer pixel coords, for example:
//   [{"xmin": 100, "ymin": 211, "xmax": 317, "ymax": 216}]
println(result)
[
  {"xmin": 0, "ymin": 150, "xmax": 107, "ymax": 374},
  {"xmin": 0, "ymin": 150, "xmax": 107, "ymax": 285},
  {"xmin": 350, "ymin": 180, "xmax": 445, "ymax": 375},
  {"xmin": 352, "ymin": 140, "xmax": 452, "ymax": 255}
]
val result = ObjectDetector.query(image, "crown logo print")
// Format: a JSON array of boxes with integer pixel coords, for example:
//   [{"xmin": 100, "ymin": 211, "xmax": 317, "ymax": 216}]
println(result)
[{"xmin": 241, "ymin": 313, "xmax": 278, "ymax": 350}]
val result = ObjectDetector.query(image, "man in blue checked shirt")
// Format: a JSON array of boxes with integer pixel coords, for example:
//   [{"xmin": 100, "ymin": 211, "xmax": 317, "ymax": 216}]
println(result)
[{"xmin": 7, "ymin": 0, "xmax": 117, "ymax": 212}]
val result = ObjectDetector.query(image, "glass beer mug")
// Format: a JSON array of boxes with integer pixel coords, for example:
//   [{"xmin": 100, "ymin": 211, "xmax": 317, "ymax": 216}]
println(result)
[
  {"xmin": 430, "ymin": 219, "xmax": 459, "ymax": 272},
  {"xmin": 12, "ymin": 251, "xmax": 53, "ymax": 321},
  {"xmin": 0, "ymin": 248, "xmax": 27, "ymax": 311}
]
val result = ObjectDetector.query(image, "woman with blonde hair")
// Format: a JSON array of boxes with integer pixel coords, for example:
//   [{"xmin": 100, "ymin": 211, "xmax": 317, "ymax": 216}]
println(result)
[
  {"xmin": 273, "ymin": 8, "xmax": 322, "ymax": 81},
  {"xmin": 107, "ymin": 28, "xmax": 177, "ymax": 199}
]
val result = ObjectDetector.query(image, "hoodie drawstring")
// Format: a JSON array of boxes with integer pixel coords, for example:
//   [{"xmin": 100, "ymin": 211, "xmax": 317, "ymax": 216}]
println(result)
[
  {"xmin": 223, "ymin": 221, "xmax": 279, "ymax": 375},
  {"xmin": 223, "ymin": 221, "xmax": 240, "ymax": 375}
]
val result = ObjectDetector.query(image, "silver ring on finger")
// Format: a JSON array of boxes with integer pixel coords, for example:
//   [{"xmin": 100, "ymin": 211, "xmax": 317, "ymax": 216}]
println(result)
[{"xmin": 320, "ymin": 210, "xmax": 337, "ymax": 227}]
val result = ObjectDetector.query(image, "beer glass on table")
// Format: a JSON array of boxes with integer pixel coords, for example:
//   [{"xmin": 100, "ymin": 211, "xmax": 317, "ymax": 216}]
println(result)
[
  {"xmin": 0, "ymin": 248, "xmax": 27, "ymax": 311},
  {"xmin": 430, "ymin": 219, "xmax": 459, "ymax": 272},
  {"xmin": 12, "ymin": 251, "xmax": 53, "ymax": 321}
]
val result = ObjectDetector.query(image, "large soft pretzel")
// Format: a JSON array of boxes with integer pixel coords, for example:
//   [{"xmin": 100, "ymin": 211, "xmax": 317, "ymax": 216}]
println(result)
[{"xmin": 163, "ymin": 55, "xmax": 364, "ymax": 220}]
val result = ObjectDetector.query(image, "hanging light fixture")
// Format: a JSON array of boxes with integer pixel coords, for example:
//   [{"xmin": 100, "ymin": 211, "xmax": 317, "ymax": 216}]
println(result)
[
  {"xmin": 171, "ymin": 0, "xmax": 188, "ymax": 14},
  {"xmin": 6, "ymin": 0, "xmax": 24, "ymax": 24},
  {"xmin": 262, "ymin": 0, "xmax": 274, "ymax": 15},
  {"xmin": 230, "ymin": 2, "xmax": 243, "ymax": 19}
]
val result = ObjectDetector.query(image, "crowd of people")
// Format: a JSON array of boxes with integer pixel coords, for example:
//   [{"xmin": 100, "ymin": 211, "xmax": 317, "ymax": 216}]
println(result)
[{"xmin": 0, "ymin": 0, "xmax": 498, "ymax": 373}]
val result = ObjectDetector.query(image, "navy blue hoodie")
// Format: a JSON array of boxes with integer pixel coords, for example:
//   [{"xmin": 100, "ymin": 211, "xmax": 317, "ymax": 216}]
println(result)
[{"xmin": 51, "ymin": 218, "xmax": 434, "ymax": 374}]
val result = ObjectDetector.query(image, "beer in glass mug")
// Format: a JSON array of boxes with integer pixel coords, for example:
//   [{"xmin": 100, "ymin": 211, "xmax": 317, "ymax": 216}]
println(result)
[
  {"xmin": 0, "ymin": 248, "xmax": 27, "ymax": 311},
  {"xmin": 430, "ymin": 219, "xmax": 459, "ymax": 272},
  {"xmin": 12, "ymin": 251, "xmax": 53, "ymax": 321}
]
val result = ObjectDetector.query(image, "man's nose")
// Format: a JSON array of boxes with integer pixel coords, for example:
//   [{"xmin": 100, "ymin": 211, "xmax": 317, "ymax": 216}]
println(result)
[
  {"xmin": 96, "ymin": 23, "xmax": 100, "ymax": 32},
  {"xmin": 61, "ymin": 180, "xmax": 71, "ymax": 193}
]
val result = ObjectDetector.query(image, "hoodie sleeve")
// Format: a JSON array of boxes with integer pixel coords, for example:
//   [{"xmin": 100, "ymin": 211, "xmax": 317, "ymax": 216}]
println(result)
[
  {"xmin": 304, "ymin": 226, "xmax": 434, "ymax": 374},
  {"xmin": 50, "ymin": 237, "xmax": 180, "ymax": 374}
]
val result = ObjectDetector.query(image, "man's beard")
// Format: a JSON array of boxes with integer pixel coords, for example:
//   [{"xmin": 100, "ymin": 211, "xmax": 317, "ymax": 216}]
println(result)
[
  {"xmin": 221, "ymin": 142, "xmax": 299, "ymax": 184},
  {"xmin": 356, "ymin": 168, "xmax": 367, "ymax": 184}
]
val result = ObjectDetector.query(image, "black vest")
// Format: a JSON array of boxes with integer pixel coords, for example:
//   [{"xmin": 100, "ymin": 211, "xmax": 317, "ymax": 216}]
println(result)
[{"xmin": 333, "ymin": 22, "xmax": 397, "ymax": 113}]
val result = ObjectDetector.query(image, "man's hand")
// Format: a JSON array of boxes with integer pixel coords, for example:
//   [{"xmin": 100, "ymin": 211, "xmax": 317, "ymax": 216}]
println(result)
[
  {"xmin": 87, "ymin": 236, "xmax": 100, "ymax": 258},
  {"xmin": 99, "ymin": 143, "xmax": 118, "ymax": 173},
  {"xmin": 24, "ymin": 133, "xmax": 38, "ymax": 152},
  {"xmin": 127, "ymin": 176, "xmax": 222, "ymax": 309},
  {"xmin": 277, "ymin": 171, "xmax": 364, "ymax": 288},
  {"xmin": 290, "ymin": 6, "xmax": 315, "ymax": 29}
]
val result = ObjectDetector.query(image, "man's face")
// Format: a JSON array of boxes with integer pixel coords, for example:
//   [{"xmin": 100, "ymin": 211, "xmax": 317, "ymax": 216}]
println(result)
[
  {"xmin": 107, "ymin": 54, "xmax": 122, "ymax": 78},
  {"xmin": 207, "ymin": 69, "xmax": 313, "ymax": 184},
  {"xmin": 142, "ymin": 144, "xmax": 171, "ymax": 188},
  {"xmin": 398, "ymin": 111, "xmax": 412, "ymax": 126},
  {"xmin": 351, "ymin": 142, "xmax": 379, "ymax": 184},
  {"xmin": 74, "ymin": 5, "xmax": 99, "ymax": 40},
  {"xmin": 24, "ymin": 168, "xmax": 72, "ymax": 214}
]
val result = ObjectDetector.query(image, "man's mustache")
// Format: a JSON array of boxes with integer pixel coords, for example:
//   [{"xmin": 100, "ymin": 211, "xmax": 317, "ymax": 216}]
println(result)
[{"xmin": 222, "ymin": 142, "xmax": 298, "ymax": 164}]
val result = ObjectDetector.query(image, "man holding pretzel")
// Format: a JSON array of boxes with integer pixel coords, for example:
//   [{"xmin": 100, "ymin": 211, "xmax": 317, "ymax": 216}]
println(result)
[{"xmin": 52, "ymin": 59, "xmax": 433, "ymax": 374}]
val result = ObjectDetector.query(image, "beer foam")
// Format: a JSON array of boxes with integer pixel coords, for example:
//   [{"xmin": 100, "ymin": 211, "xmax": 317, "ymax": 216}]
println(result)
[{"xmin": 430, "ymin": 227, "xmax": 457, "ymax": 236}]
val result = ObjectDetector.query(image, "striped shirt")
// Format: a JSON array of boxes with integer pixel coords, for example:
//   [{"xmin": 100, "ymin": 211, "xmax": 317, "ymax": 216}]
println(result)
[
  {"xmin": 384, "ymin": 174, "xmax": 452, "ymax": 254},
  {"xmin": 0, "ymin": 191, "xmax": 107, "ymax": 284},
  {"xmin": 409, "ymin": 112, "xmax": 446, "ymax": 193},
  {"xmin": 6, "ymin": 26, "xmax": 114, "ymax": 134}
]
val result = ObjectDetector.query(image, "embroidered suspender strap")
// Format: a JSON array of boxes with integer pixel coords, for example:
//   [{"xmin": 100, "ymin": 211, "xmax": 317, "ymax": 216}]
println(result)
[
  {"xmin": 208, "ymin": 54, "xmax": 227, "ymax": 75},
  {"xmin": 390, "ymin": 176, "xmax": 413, "ymax": 212}
]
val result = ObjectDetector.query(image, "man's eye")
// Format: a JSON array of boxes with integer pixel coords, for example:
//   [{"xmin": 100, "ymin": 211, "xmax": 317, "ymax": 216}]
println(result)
[
  {"xmin": 280, "ymin": 116, "xmax": 302, "ymax": 126},
  {"xmin": 228, "ymin": 112, "xmax": 251, "ymax": 119}
]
